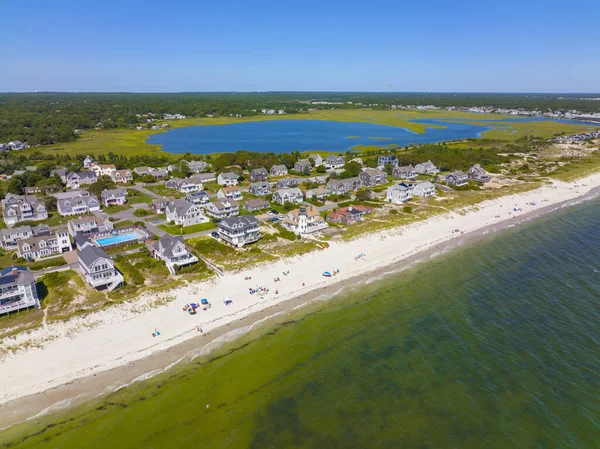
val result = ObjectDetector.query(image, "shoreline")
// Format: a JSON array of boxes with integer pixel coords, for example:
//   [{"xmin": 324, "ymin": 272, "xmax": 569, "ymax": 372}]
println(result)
[{"xmin": 1, "ymin": 174, "xmax": 600, "ymax": 429}]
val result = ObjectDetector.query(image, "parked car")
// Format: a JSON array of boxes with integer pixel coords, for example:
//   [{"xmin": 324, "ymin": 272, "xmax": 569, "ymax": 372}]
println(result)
[{"xmin": 211, "ymin": 231, "xmax": 220, "ymax": 239}]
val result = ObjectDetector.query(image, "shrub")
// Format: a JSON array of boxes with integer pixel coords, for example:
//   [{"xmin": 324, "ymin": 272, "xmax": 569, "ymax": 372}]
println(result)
[
  {"xmin": 402, "ymin": 206, "xmax": 412, "ymax": 214},
  {"xmin": 389, "ymin": 209, "xmax": 398, "ymax": 215}
]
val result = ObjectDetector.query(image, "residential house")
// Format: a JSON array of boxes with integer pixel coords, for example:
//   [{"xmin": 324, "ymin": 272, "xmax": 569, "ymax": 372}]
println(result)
[
  {"xmin": 308, "ymin": 154, "xmax": 323, "ymax": 166},
  {"xmin": 52, "ymin": 189, "xmax": 90, "ymax": 201},
  {"xmin": 326, "ymin": 177, "xmax": 362, "ymax": 194},
  {"xmin": 0, "ymin": 266, "xmax": 40, "ymax": 315},
  {"xmin": 57, "ymin": 194, "xmax": 101, "ymax": 216},
  {"xmin": 283, "ymin": 206, "xmax": 328, "ymax": 235},
  {"xmin": 305, "ymin": 175, "xmax": 329, "ymax": 185},
  {"xmin": 152, "ymin": 235, "xmax": 198, "ymax": 274},
  {"xmin": 413, "ymin": 181, "xmax": 436, "ymax": 197},
  {"xmin": 165, "ymin": 177, "xmax": 202, "ymax": 194},
  {"xmin": 218, "ymin": 216, "xmax": 261, "ymax": 247},
  {"xmin": 250, "ymin": 167, "xmax": 268, "ymax": 182},
  {"xmin": 415, "ymin": 160, "xmax": 440, "ymax": 175},
  {"xmin": 217, "ymin": 186, "xmax": 243, "ymax": 201},
  {"xmin": 467, "ymin": 164, "xmax": 491, "ymax": 183},
  {"xmin": 392, "ymin": 165, "xmax": 417, "ymax": 180},
  {"xmin": 386, "ymin": 183, "xmax": 414, "ymax": 203},
  {"xmin": 67, "ymin": 215, "xmax": 113, "ymax": 237},
  {"xmin": 78, "ymin": 246, "xmax": 124, "ymax": 292},
  {"xmin": 90, "ymin": 164, "xmax": 116, "ymax": 177},
  {"xmin": 65, "ymin": 171, "xmax": 97, "ymax": 189},
  {"xmin": 165, "ymin": 200, "xmax": 209, "ymax": 227},
  {"xmin": 306, "ymin": 186, "xmax": 330, "ymax": 200},
  {"xmin": 73, "ymin": 234, "xmax": 94, "ymax": 251},
  {"xmin": 324, "ymin": 156, "xmax": 345, "ymax": 169},
  {"xmin": 148, "ymin": 168, "xmax": 168, "ymax": 179},
  {"xmin": 7, "ymin": 141, "xmax": 25, "ymax": 150},
  {"xmin": 217, "ymin": 172, "xmax": 238, "ymax": 186},
  {"xmin": 17, "ymin": 230, "xmax": 73, "ymax": 261},
  {"xmin": 276, "ymin": 178, "xmax": 299, "ymax": 189},
  {"xmin": 242, "ymin": 198, "xmax": 270, "ymax": 213},
  {"xmin": 101, "ymin": 189, "xmax": 128, "ymax": 207},
  {"xmin": 111, "ymin": 169, "xmax": 134, "ymax": 184},
  {"xmin": 190, "ymin": 172, "xmax": 216, "ymax": 183},
  {"xmin": 150, "ymin": 197, "xmax": 175, "ymax": 214},
  {"xmin": 327, "ymin": 205, "xmax": 373, "ymax": 225},
  {"xmin": 248, "ymin": 182, "xmax": 271, "ymax": 196},
  {"xmin": 378, "ymin": 155, "xmax": 399, "ymax": 167},
  {"xmin": 186, "ymin": 160, "xmax": 209, "ymax": 173},
  {"xmin": 50, "ymin": 168, "xmax": 68, "ymax": 183},
  {"xmin": 359, "ymin": 168, "xmax": 387, "ymax": 187},
  {"xmin": 184, "ymin": 191, "xmax": 210, "ymax": 205},
  {"xmin": 272, "ymin": 187, "xmax": 303, "ymax": 206},
  {"xmin": 445, "ymin": 171, "xmax": 468, "ymax": 187},
  {"xmin": 270, "ymin": 165, "xmax": 288, "ymax": 177},
  {"xmin": 0, "ymin": 224, "xmax": 50, "ymax": 249},
  {"xmin": 294, "ymin": 159, "xmax": 312, "ymax": 174},
  {"xmin": 1, "ymin": 194, "xmax": 48, "ymax": 226},
  {"xmin": 133, "ymin": 167, "xmax": 153, "ymax": 176},
  {"xmin": 83, "ymin": 155, "xmax": 95, "ymax": 168},
  {"xmin": 204, "ymin": 200, "xmax": 239, "ymax": 219}
]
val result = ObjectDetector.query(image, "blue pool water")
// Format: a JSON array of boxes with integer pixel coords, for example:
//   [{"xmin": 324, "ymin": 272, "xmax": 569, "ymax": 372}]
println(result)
[{"xmin": 94, "ymin": 232, "xmax": 142, "ymax": 247}]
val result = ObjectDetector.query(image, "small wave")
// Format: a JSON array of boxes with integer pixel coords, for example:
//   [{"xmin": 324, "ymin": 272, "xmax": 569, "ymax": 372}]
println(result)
[{"xmin": 26, "ymin": 394, "xmax": 88, "ymax": 421}]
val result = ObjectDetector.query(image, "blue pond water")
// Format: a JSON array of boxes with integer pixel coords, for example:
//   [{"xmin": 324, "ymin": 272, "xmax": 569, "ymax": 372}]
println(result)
[{"xmin": 147, "ymin": 119, "xmax": 491, "ymax": 154}]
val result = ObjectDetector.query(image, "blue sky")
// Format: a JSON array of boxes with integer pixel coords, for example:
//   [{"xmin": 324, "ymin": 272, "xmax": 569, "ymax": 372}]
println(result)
[{"xmin": 2, "ymin": 0, "xmax": 599, "ymax": 92}]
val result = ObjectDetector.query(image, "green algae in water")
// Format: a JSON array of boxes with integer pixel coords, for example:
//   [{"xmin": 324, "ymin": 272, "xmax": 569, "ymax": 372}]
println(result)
[{"xmin": 2, "ymin": 199, "xmax": 600, "ymax": 449}]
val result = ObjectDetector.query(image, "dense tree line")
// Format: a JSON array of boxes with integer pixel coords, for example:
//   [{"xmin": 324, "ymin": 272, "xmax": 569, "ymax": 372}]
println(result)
[{"xmin": 1, "ymin": 92, "xmax": 598, "ymax": 145}]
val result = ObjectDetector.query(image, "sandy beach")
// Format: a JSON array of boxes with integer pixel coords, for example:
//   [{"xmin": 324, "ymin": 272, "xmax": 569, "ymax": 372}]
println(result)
[{"xmin": 1, "ymin": 173, "xmax": 599, "ymax": 428}]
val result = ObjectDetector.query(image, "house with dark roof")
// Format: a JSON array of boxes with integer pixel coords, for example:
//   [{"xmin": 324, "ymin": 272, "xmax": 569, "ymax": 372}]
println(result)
[
  {"xmin": 165, "ymin": 177, "xmax": 202, "ymax": 193},
  {"xmin": 152, "ymin": 235, "xmax": 198, "ymax": 274},
  {"xmin": 250, "ymin": 167, "xmax": 269, "ymax": 182},
  {"xmin": 294, "ymin": 159, "xmax": 312, "ymax": 173},
  {"xmin": 270, "ymin": 165, "xmax": 288, "ymax": 177},
  {"xmin": 151, "ymin": 197, "xmax": 175, "ymax": 214},
  {"xmin": 57, "ymin": 194, "xmax": 101, "ymax": 216},
  {"xmin": 248, "ymin": 182, "xmax": 271, "ymax": 196},
  {"xmin": 276, "ymin": 178, "xmax": 299, "ymax": 189},
  {"xmin": 50, "ymin": 168, "xmax": 68, "ymax": 183},
  {"xmin": 0, "ymin": 266, "xmax": 40, "ymax": 315},
  {"xmin": 242, "ymin": 198, "xmax": 270, "ymax": 213},
  {"xmin": 378, "ymin": 155, "xmax": 399, "ymax": 167},
  {"xmin": 184, "ymin": 191, "xmax": 210, "ymax": 205},
  {"xmin": 217, "ymin": 216, "xmax": 261, "ymax": 247},
  {"xmin": 392, "ymin": 165, "xmax": 416, "ymax": 180},
  {"xmin": 185, "ymin": 160, "xmax": 209, "ymax": 173},
  {"xmin": 445, "ymin": 171, "xmax": 468, "ymax": 187},
  {"xmin": 326, "ymin": 177, "xmax": 362, "ymax": 194},
  {"xmin": 359, "ymin": 168, "xmax": 387, "ymax": 187},
  {"xmin": 165, "ymin": 200, "xmax": 209, "ymax": 227},
  {"xmin": 78, "ymin": 246, "xmax": 124, "ymax": 291},
  {"xmin": 324, "ymin": 156, "xmax": 345, "ymax": 169},
  {"xmin": 101, "ymin": 189, "xmax": 128, "ymax": 207},
  {"xmin": 467, "ymin": 164, "xmax": 491, "ymax": 183},
  {"xmin": 65, "ymin": 171, "xmax": 97, "ymax": 189}
]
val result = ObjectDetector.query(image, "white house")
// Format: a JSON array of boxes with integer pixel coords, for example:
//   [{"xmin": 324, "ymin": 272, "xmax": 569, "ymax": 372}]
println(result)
[
  {"xmin": 204, "ymin": 200, "xmax": 239, "ymax": 219},
  {"xmin": 217, "ymin": 216, "xmax": 262, "ymax": 247},
  {"xmin": 217, "ymin": 172, "xmax": 238, "ymax": 186},
  {"xmin": 270, "ymin": 165, "xmax": 288, "ymax": 177},
  {"xmin": 308, "ymin": 154, "xmax": 323, "ymax": 166},
  {"xmin": 217, "ymin": 186, "xmax": 243, "ymax": 201},
  {"xmin": 413, "ymin": 181, "xmax": 436, "ymax": 197},
  {"xmin": 1, "ymin": 194, "xmax": 48, "ymax": 227},
  {"xmin": 272, "ymin": 187, "xmax": 303, "ymax": 206},
  {"xmin": 0, "ymin": 266, "xmax": 40, "ymax": 315},
  {"xmin": 386, "ymin": 183, "xmax": 414, "ymax": 203},
  {"xmin": 415, "ymin": 160, "xmax": 439, "ymax": 175},
  {"xmin": 65, "ymin": 171, "xmax": 97, "ymax": 189},
  {"xmin": 152, "ymin": 235, "xmax": 198, "ymax": 274},
  {"xmin": 101, "ymin": 189, "xmax": 128, "ymax": 207},
  {"xmin": 17, "ymin": 230, "xmax": 73, "ymax": 261},
  {"xmin": 57, "ymin": 195, "xmax": 101, "ymax": 216},
  {"xmin": 78, "ymin": 246, "xmax": 124, "ymax": 292},
  {"xmin": 282, "ymin": 206, "xmax": 328, "ymax": 235},
  {"xmin": 165, "ymin": 200, "xmax": 209, "ymax": 227},
  {"xmin": 111, "ymin": 169, "xmax": 134, "ymax": 184},
  {"xmin": 90, "ymin": 164, "xmax": 116, "ymax": 177}
]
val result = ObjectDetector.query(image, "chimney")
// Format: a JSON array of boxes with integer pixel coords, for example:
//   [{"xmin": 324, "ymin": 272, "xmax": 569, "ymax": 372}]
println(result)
[{"xmin": 299, "ymin": 207, "xmax": 307, "ymax": 216}]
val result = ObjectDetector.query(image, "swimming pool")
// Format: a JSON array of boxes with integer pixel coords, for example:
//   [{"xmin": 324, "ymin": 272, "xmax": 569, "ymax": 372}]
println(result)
[{"xmin": 94, "ymin": 231, "xmax": 144, "ymax": 247}]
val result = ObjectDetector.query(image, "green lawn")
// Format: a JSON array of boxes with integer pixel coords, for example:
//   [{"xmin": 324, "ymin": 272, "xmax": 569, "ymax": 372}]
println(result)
[
  {"xmin": 132, "ymin": 208, "xmax": 154, "ymax": 217},
  {"xmin": 103, "ymin": 204, "xmax": 130, "ymax": 214},
  {"xmin": 145, "ymin": 184, "xmax": 183, "ymax": 198},
  {"xmin": 126, "ymin": 189, "xmax": 153, "ymax": 204},
  {"xmin": 113, "ymin": 219, "xmax": 135, "ymax": 229},
  {"xmin": 158, "ymin": 221, "xmax": 216, "ymax": 235}
]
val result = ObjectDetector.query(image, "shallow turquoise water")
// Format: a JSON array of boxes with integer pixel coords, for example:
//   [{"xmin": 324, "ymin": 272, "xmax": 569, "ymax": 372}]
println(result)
[{"xmin": 2, "ymin": 198, "xmax": 600, "ymax": 448}]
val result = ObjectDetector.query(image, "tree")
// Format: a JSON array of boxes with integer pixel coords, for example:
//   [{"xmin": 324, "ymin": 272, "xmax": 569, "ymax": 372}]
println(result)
[
  {"xmin": 42, "ymin": 196, "xmax": 57, "ymax": 211},
  {"xmin": 303, "ymin": 165, "xmax": 311, "ymax": 176},
  {"xmin": 355, "ymin": 189, "xmax": 371, "ymax": 202},
  {"xmin": 315, "ymin": 165, "xmax": 326, "ymax": 173},
  {"xmin": 383, "ymin": 163, "xmax": 394, "ymax": 175},
  {"xmin": 344, "ymin": 161, "xmax": 362, "ymax": 177},
  {"xmin": 88, "ymin": 176, "xmax": 116, "ymax": 197},
  {"xmin": 6, "ymin": 177, "xmax": 23, "ymax": 195}
]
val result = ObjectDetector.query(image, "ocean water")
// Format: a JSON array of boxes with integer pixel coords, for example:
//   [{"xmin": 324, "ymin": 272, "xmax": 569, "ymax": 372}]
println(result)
[
  {"xmin": 147, "ymin": 119, "xmax": 490, "ymax": 154},
  {"xmin": 2, "ymin": 198, "xmax": 600, "ymax": 448}
]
